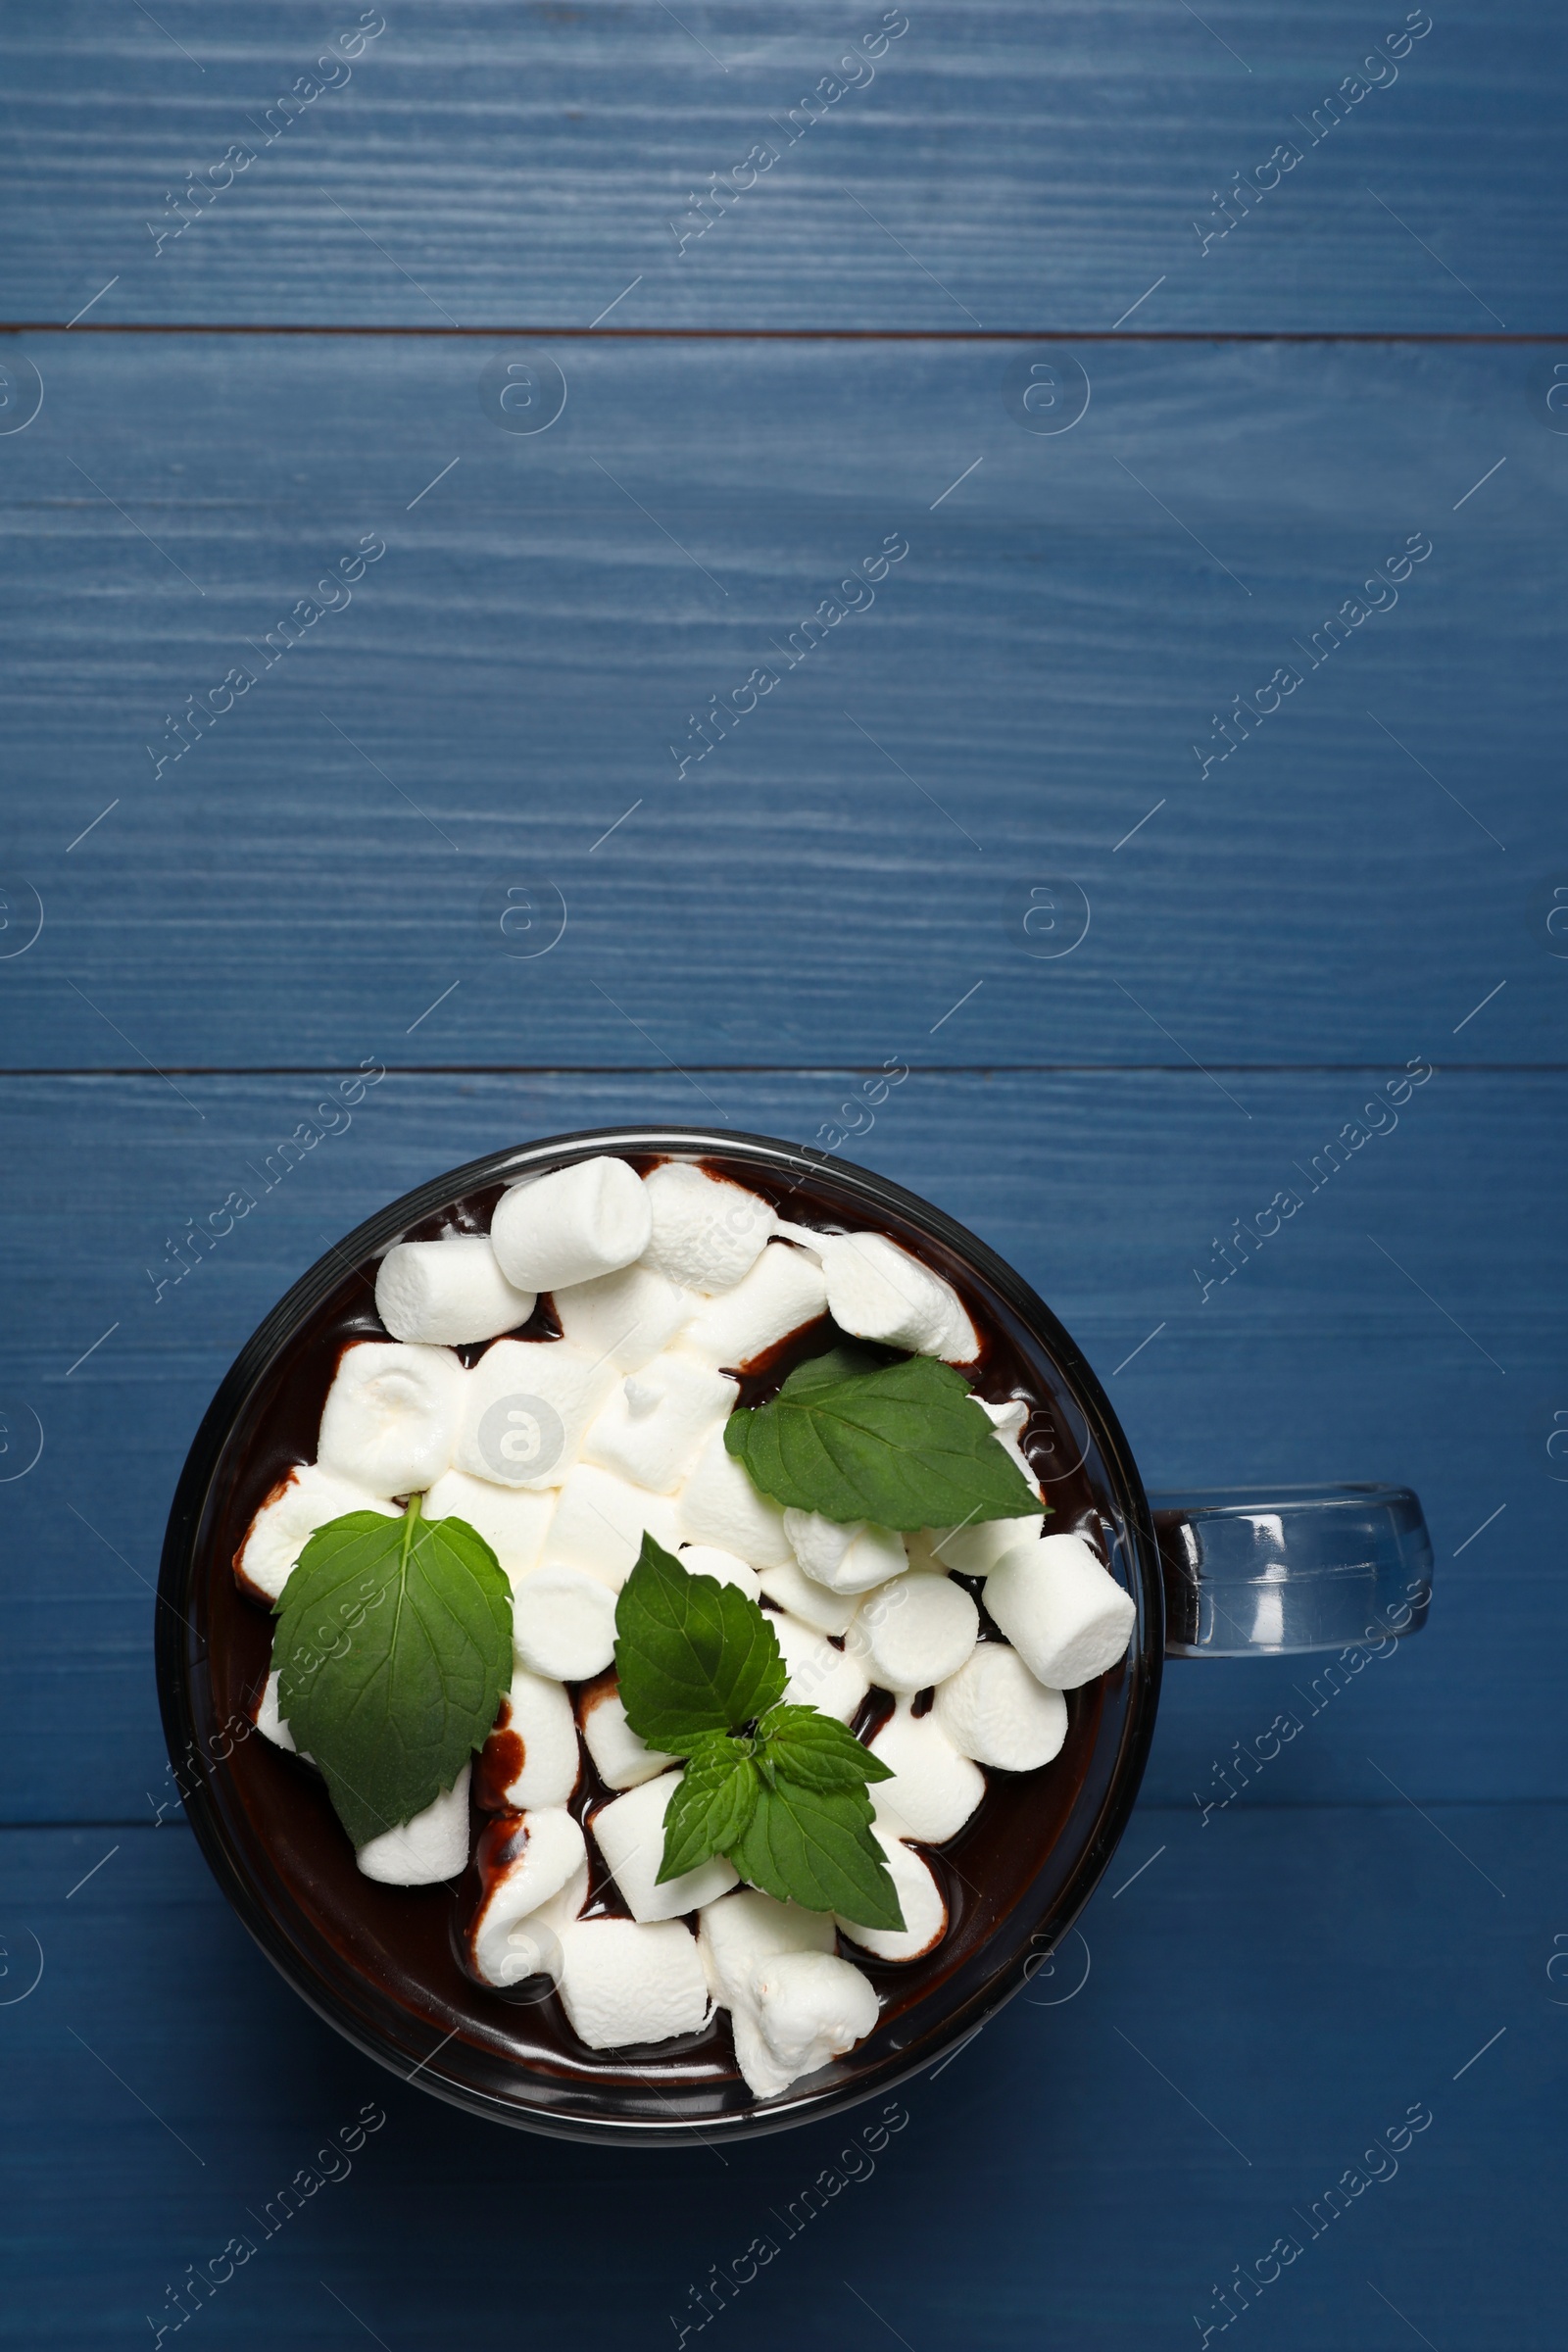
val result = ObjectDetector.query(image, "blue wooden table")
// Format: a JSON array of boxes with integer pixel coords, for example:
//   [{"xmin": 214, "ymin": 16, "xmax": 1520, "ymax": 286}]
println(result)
[{"xmin": 2, "ymin": 6, "xmax": 1564, "ymax": 2346}]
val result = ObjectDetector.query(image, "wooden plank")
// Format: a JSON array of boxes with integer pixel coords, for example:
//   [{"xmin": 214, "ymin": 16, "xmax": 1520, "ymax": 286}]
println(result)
[
  {"xmin": 0, "ymin": 3, "xmax": 1557, "ymax": 330},
  {"xmin": 0, "ymin": 1803, "xmax": 1557, "ymax": 2345},
  {"xmin": 1, "ymin": 1070, "xmax": 1559, "ymax": 1823},
  {"xmin": 0, "ymin": 335, "xmax": 1557, "ymax": 1072}
]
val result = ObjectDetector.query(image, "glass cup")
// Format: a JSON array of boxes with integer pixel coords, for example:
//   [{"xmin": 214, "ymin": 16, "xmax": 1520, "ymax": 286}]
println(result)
[{"xmin": 157, "ymin": 1127, "xmax": 1432, "ymax": 2142}]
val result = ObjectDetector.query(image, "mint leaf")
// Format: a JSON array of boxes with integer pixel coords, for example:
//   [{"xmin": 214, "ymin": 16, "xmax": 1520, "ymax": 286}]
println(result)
[
  {"xmin": 614, "ymin": 1534, "xmax": 786, "ymax": 1750},
  {"xmin": 724, "ymin": 1347, "xmax": 1046, "ymax": 1530},
  {"xmin": 758, "ymin": 1704, "xmax": 896, "ymax": 1794},
  {"xmin": 731, "ymin": 1781, "xmax": 906, "ymax": 1932},
  {"xmin": 656, "ymin": 1732, "xmax": 761, "ymax": 1881},
  {"xmin": 274, "ymin": 1498, "xmax": 512, "ymax": 1852}
]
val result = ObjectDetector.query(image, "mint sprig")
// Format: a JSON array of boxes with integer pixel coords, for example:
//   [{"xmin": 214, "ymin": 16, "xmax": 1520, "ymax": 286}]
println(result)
[
  {"xmin": 723, "ymin": 1345, "xmax": 1047, "ymax": 1531},
  {"xmin": 613, "ymin": 1537, "xmax": 904, "ymax": 1932},
  {"xmin": 274, "ymin": 1496, "xmax": 513, "ymax": 1852}
]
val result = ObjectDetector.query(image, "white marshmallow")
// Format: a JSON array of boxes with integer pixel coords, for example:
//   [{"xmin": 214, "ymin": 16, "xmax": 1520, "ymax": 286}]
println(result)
[
  {"xmin": 866, "ymin": 1700, "xmax": 986, "ymax": 1843},
  {"xmin": 453, "ymin": 1338, "xmax": 615, "ymax": 1490},
  {"xmin": 487, "ymin": 1670, "xmax": 581, "ymax": 1807},
  {"xmin": 678, "ymin": 1544, "xmax": 762, "ymax": 1598},
  {"xmin": 836, "ymin": 1825, "xmax": 947, "ymax": 1961},
  {"xmin": 906, "ymin": 1515, "xmax": 1033, "ymax": 1579},
  {"xmin": 786, "ymin": 1510, "xmax": 906, "ymax": 1597},
  {"xmin": 680, "ymin": 1242, "xmax": 828, "ymax": 1370},
  {"xmin": 356, "ymin": 1765, "xmax": 471, "ymax": 1885},
  {"xmin": 699, "ymin": 1888, "xmax": 838, "ymax": 2100},
  {"xmin": 772, "ymin": 1611, "xmax": 870, "ymax": 1725},
  {"xmin": 253, "ymin": 1668, "xmax": 298, "ymax": 1752},
  {"xmin": 677, "ymin": 1425, "xmax": 794, "ymax": 1567},
  {"xmin": 757, "ymin": 1557, "xmax": 859, "ymax": 1637},
  {"xmin": 547, "ymin": 1463, "xmax": 680, "ymax": 1590},
  {"xmin": 591, "ymin": 1771, "xmax": 739, "ymax": 1923},
  {"xmin": 467, "ymin": 1807, "xmax": 588, "ymax": 1986},
  {"xmin": 234, "ymin": 1462, "xmax": 398, "ymax": 1602},
  {"xmin": 512, "ymin": 1564, "xmax": 617, "ymax": 1681},
  {"xmin": 580, "ymin": 1683, "xmax": 676, "ymax": 1790},
  {"xmin": 423, "ymin": 1468, "xmax": 555, "ymax": 1585},
  {"xmin": 980, "ymin": 1396, "xmax": 1039, "ymax": 1491},
  {"xmin": 555, "ymin": 1917, "xmax": 710, "ymax": 2049},
  {"xmin": 984, "ymin": 1532, "xmax": 1137, "ymax": 1690},
  {"xmin": 700, "ymin": 1886, "xmax": 836, "ymax": 1994},
  {"xmin": 551, "ymin": 1261, "xmax": 692, "ymax": 1373},
  {"xmin": 751, "ymin": 1950, "xmax": 881, "ymax": 2090},
  {"xmin": 318, "ymin": 1341, "xmax": 466, "ymax": 1499},
  {"xmin": 490, "ymin": 1156, "xmax": 652, "ymax": 1293},
  {"xmin": 584, "ymin": 1350, "xmax": 739, "ymax": 1494},
  {"xmin": 374, "ymin": 1236, "xmax": 535, "ymax": 1348},
  {"xmin": 790, "ymin": 1227, "xmax": 979, "ymax": 1363},
  {"xmin": 641, "ymin": 1160, "xmax": 777, "ymax": 1294},
  {"xmin": 933, "ymin": 1643, "xmax": 1068, "ymax": 1772},
  {"xmin": 861, "ymin": 1571, "xmax": 979, "ymax": 1695}
]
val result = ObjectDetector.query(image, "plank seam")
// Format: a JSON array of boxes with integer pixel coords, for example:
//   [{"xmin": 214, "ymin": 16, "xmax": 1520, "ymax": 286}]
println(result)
[{"xmin": 6, "ymin": 322, "xmax": 1567, "ymax": 343}]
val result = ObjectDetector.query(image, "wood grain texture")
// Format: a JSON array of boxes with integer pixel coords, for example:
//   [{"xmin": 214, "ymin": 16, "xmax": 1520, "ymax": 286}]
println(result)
[
  {"xmin": 1, "ymin": 1071, "xmax": 1560, "ymax": 1825},
  {"xmin": 0, "ymin": 1802, "xmax": 1559, "ymax": 2347},
  {"xmin": 0, "ymin": 3, "xmax": 1558, "ymax": 330},
  {"xmin": 1, "ymin": 335, "xmax": 1560, "ymax": 1071}
]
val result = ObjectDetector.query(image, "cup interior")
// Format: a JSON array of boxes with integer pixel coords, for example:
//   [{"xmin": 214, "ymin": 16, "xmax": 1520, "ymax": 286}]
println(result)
[{"xmin": 157, "ymin": 1128, "xmax": 1164, "ymax": 2142}]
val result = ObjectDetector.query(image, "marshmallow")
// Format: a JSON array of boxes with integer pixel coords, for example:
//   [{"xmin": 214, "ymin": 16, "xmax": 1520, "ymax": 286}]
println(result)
[
  {"xmin": 680, "ymin": 1242, "xmax": 828, "ymax": 1370},
  {"xmin": 757, "ymin": 1556, "xmax": 859, "ymax": 1637},
  {"xmin": 786, "ymin": 1510, "xmax": 907, "ymax": 1597},
  {"xmin": 580, "ymin": 1683, "xmax": 676, "ymax": 1790},
  {"xmin": 981, "ymin": 1396, "xmax": 1038, "ymax": 1491},
  {"xmin": 836, "ymin": 1826, "xmax": 947, "ymax": 1961},
  {"xmin": 490, "ymin": 1156, "xmax": 652, "ymax": 1293},
  {"xmin": 254, "ymin": 1668, "xmax": 298, "ymax": 1752},
  {"xmin": 551, "ymin": 1261, "xmax": 691, "ymax": 1373},
  {"xmin": 546, "ymin": 1463, "xmax": 680, "ymax": 1590},
  {"xmin": 641, "ymin": 1160, "xmax": 777, "ymax": 1294},
  {"xmin": 906, "ymin": 1516, "xmax": 1032, "ymax": 1580},
  {"xmin": 786, "ymin": 1226, "xmax": 979, "ymax": 1363},
  {"xmin": 356, "ymin": 1764, "xmax": 471, "ymax": 1885},
  {"xmin": 677, "ymin": 1425, "xmax": 793, "ymax": 1568},
  {"xmin": 374, "ymin": 1236, "xmax": 535, "ymax": 1347},
  {"xmin": 751, "ymin": 1950, "xmax": 881, "ymax": 2091},
  {"xmin": 591, "ymin": 1770, "xmax": 739, "ymax": 1922},
  {"xmin": 699, "ymin": 1888, "xmax": 839, "ymax": 2099},
  {"xmin": 234, "ymin": 1463, "xmax": 398, "ymax": 1602},
  {"xmin": 678, "ymin": 1544, "xmax": 762, "ymax": 1598},
  {"xmin": 423, "ymin": 1468, "xmax": 554, "ymax": 1584},
  {"xmin": 866, "ymin": 1700, "xmax": 986, "ymax": 1843},
  {"xmin": 468, "ymin": 1807, "xmax": 588, "ymax": 1986},
  {"xmin": 861, "ymin": 1571, "xmax": 979, "ymax": 1695},
  {"xmin": 318, "ymin": 1340, "xmax": 466, "ymax": 1498},
  {"xmin": 984, "ymin": 1532, "xmax": 1137, "ymax": 1690},
  {"xmin": 933, "ymin": 1642, "xmax": 1068, "ymax": 1772},
  {"xmin": 584, "ymin": 1350, "xmax": 739, "ymax": 1494},
  {"xmin": 512, "ymin": 1564, "xmax": 617, "ymax": 1681},
  {"xmin": 772, "ymin": 1610, "xmax": 870, "ymax": 1725},
  {"xmin": 453, "ymin": 1338, "xmax": 614, "ymax": 1490},
  {"xmin": 487, "ymin": 1669, "xmax": 581, "ymax": 1807},
  {"xmin": 555, "ymin": 1917, "xmax": 710, "ymax": 2049}
]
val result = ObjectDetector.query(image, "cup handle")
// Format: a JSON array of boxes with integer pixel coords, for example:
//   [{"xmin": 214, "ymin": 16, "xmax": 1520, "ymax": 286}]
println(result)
[{"xmin": 1148, "ymin": 1484, "xmax": 1434, "ymax": 1659}]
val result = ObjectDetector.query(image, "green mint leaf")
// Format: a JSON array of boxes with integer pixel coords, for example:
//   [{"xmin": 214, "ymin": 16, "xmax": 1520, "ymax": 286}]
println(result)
[
  {"xmin": 613, "ymin": 1534, "xmax": 786, "ymax": 1749},
  {"xmin": 757, "ymin": 1703, "xmax": 895, "ymax": 1794},
  {"xmin": 723, "ymin": 1346, "xmax": 1046, "ymax": 1531},
  {"xmin": 731, "ymin": 1780, "xmax": 906, "ymax": 1932},
  {"xmin": 656, "ymin": 1732, "xmax": 761, "ymax": 1882},
  {"xmin": 274, "ymin": 1498, "xmax": 512, "ymax": 1853}
]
